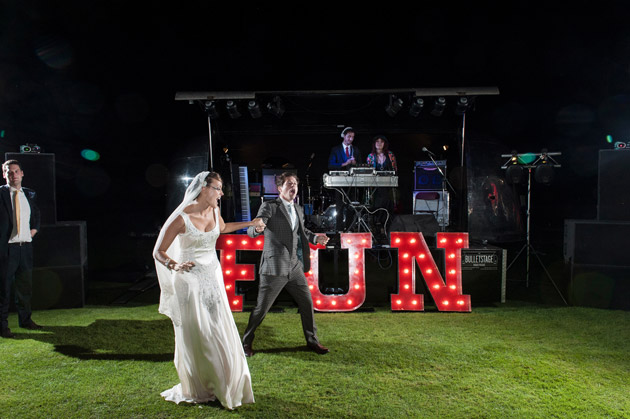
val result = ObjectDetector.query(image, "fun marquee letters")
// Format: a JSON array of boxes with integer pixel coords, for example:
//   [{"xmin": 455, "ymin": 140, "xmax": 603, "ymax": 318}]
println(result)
[{"xmin": 216, "ymin": 232, "xmax": 471, "ymax": 312}]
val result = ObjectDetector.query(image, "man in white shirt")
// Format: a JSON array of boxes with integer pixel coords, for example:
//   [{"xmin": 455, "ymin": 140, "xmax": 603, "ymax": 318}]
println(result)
[{"xmin": 0, "ymin": 160, "xmax": 41, "ymax": 338}]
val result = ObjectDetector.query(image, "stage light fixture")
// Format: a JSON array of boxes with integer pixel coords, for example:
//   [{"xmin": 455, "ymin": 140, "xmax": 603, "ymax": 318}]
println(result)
[
  {"xmin": 204, "ymin": 101, "xmax": 219, "ymax": 119},
  {"xmin": 385, "ymin": 95, "xmax": 403, "ymax": 117},
  {"xmin": 247, "ymin": 100, "xmax": 262, "ymax": 119},
  {"xmin": 534, "ymin": 149, "xmax": 555, "ymax": 184},
  {"xmin": 409, "ymin": 97, "xmax": 424, "ymax": 117},
  {"xmin": 430, "ymin": 97, "xmax": 446, "ymax": 117},
  {"xmin": 506, "ymin": 167, "xmax": 523, "ymax": 185},
  {"xmin": 454, "ymin": 96, "xmax": 469, "ymax": 115},
  {"xmin": 226, "ymin": 100, "xmax": 241, "ymax": 119},
  {"xmin": 505, "ymin": 151, "xmax": 524, "ymax": 184},
  {"xmin": 267, "ymin": 96, "xmax": 285, "ymax": 118}
]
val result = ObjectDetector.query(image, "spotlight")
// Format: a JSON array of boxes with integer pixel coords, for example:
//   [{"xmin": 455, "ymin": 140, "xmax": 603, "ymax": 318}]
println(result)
[
  {"xmin": 385, "ymin": 95, "xmax": 403, "ymax": 117},
  {"xmin": 535, "ymin": 149, "xmax": 555, "ymax": 184},
  {"xmin": 226, "ymin": 100, "xmax": 241, "ymax": 119},
  {"xmin": 506, "ymin": 164, "xmax": 524, "ymax": 184},
  {"xmin": 267, "ymin": 96, "xmax": 285, "ymax": 118},
  {"xmin": 430, "ymin": 97, "xmax": 446, "ymax": 117},
  {"xmin": 454, "ymin": 96, "xmax": 469, "ymax": 115},
  {"xmin": 248, "ymin": 100, "xmax": 262, "ymax": 119},
  {"xmin": 409, "ymin": 97, "xmax": 424, "ymax": 117},
  {"xmin": 204, "ymin": 101, "xmax": 219, "ymax": 119},
  {"xmin": 505, "ymin": 151, "xmax": 524, "ymax": 184},
  {"xmin": 19, "ymin": 143, "xmax": 41, "ymax": 153}
]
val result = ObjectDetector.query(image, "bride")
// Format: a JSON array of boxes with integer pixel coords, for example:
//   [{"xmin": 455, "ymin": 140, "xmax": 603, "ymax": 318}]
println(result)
[{"xmin": 153, "ymin": 171, "xmax": 263, "ymax": 410}]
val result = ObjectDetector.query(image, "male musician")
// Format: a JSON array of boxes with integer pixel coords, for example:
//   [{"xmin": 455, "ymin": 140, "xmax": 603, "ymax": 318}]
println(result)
[
  {"xmin": 328, "ymin": 127, "xmax": 363, "ymax": 231},
  {"xmin": 243, "ymin": 172, "xmax": 330, "ymax": 356},
  {"xmin": 0, "ymin": 160, "xmax": 41, "ymax": 338},
  {"xmin": 328, "ymin": 127, "xmax": 362, "ymax": 170}
]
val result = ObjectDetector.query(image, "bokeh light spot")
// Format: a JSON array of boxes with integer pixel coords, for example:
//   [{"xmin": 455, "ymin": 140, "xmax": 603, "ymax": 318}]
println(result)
[{"xmin": 81, "ymin": 149, "xmax": 100, "ymax": 161}]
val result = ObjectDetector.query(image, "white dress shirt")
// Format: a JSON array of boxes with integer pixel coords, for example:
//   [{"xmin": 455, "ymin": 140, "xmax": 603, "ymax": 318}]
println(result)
[
  {"xmin": 8, "ymin": 186, "xmax": 32, "ymax": 243},
  {"xmin": 280, "ymin": 197, "xmax": 297, "ymax": 229}
]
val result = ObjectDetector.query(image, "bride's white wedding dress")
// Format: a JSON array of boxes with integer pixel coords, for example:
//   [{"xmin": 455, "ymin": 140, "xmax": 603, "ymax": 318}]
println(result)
[{"xmin": 161, "ymin": 209, "xmax": 254, "ymax": 409}]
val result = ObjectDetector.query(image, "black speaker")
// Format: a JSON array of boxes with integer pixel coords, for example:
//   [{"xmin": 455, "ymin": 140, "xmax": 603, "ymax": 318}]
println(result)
[
  {"xmin": 598, "ymin": 149, "xmax": 630, "ymax": 221},
  {"xmin": 33, "ymin": 222, "xmax": 87, "ymax": 267},
  {"xmin": 564, "ymin": 219, "xmax": 630, "ymax": 267},
  {"xmin": 32, "ymin": 222, "xmax": 87, "ymax": 309},
  {"xmin": 32, "ymin": 266, "xmax": 85, "ymax": 309},
  {"xmin": 564, "ymin": 219, "xmax": 630, "ymax": 310},
  {"xmin": 461, "ymin": 248, "xmax": 507, "ymax": 305},
  {"xmin": 4, "ymin": 152, "xmax": 56, "ymax": 224},
  {"xmin": 390, "ymin": 214, "xmax": 440, "ymax": 237},
  {"xmin": 569, "ymin": 265, "xmax": 630, "ymax": 310}
]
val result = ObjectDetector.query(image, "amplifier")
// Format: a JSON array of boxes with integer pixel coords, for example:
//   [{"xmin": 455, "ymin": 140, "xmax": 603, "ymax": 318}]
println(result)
[
  {"xmin": 461, "ymin": 247, "xmax": 507, "ymax": 304},
  {"xmin": 414, "ymin": 160, "xmax": 446, "ymax": 191}
]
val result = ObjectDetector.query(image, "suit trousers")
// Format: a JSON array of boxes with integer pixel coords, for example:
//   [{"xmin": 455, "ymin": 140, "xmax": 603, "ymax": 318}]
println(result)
[
  {"xmin": 0, "ymin": 257, "xmax": 9, "ymax": 330},
  {"xmin": 7, "ymin": 242, "xmax": 34, "ymax": 327},
  {"xmin": 242, "ymin": 259, "xmax": 318, "ymax": 347}
]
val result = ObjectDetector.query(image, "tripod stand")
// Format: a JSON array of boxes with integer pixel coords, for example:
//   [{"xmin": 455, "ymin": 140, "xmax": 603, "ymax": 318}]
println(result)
[{"xmin": 505, "ymin": 162, "xmax": 568, "ymax": 305}]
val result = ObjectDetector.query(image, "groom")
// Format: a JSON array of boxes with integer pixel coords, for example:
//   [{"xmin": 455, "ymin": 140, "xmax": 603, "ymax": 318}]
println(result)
[{"xmin": 243, "ymin": 172, "xmax": 330, "ymax": 356}]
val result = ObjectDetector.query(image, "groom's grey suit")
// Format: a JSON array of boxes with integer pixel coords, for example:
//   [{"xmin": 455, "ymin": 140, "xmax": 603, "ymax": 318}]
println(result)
[{"xmin": 242, "ymin": 198, "xmax": 321, "ymax": 346}]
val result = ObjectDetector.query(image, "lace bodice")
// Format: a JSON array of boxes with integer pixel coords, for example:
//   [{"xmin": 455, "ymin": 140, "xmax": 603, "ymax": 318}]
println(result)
[{"xmin": 177, "ymin": 210, "xmax": 220, "ymax": 266}]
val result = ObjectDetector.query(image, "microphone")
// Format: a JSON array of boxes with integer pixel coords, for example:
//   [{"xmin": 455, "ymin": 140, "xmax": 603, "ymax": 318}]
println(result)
[
  {"xmin": 307, "ymin": 152, "xmax": 315, "ymax": 170},
  {"xmin": 422, "ymin": 147, "xmax": 436, "ymax": 156}
]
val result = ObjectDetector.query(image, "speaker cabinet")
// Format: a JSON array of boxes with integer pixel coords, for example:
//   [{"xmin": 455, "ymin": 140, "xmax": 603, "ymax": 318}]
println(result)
[
  {"xmin": 564, "ymin": 219, "xmax": 630, "ymax": 266},
  {"xmin": 4, "ymin": 152, "xmax": 56, "ymax": 224},
  {"xmin": 33, "ymin": 222, "xmax": 87, "ymax": 267},
  {"xmin": 564, "ymin": 219, "xmax": 630, "ymax": 309},
  {"xmin": 32, "ymin": 266, "xmax": 85, "ymax": 309},
  {"xmin": 598, "ymin": 149, "xmax": 630, "ymax": 221},
  {"xmin": 414, "ymin": 160, "xmax": 446, "ymax": 190},
  {"xmin": 32, "ymin": 222, "xmax": 87, "ymax": 309}
]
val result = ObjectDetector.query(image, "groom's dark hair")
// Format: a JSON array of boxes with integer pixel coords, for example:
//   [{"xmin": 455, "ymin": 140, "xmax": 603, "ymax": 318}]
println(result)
[{"xmin": 275, "ymin": 172, "xmax": 299, "ymax": 188}]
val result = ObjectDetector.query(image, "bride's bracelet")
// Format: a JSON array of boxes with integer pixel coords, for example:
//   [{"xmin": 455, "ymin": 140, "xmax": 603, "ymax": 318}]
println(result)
[{"xmin": 164, "ymin": 258, "xmax": 172, "ymax": 270}]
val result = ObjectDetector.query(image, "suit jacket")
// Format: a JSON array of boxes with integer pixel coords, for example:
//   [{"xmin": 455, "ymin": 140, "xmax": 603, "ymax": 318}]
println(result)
[
  {"xmin": 328, "ymin": 144, "xmax": 363, "ymax": 171},
  {"xmin": 247, "ymin": 198, "xmax": 317, "ymax": 276},
  {"xmin": 0, "ymin": 185, "xmax": 41, "ymax": 257}
]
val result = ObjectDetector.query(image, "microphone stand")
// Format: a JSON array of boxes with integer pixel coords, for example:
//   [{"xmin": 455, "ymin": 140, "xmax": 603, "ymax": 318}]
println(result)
[
  {"xmin": 423, "ymin": 150, "xmax": 455, "ymax": 231},
  {"xmin": 305, "ymin": 153, "xmax": 314, "ymax": 217}
]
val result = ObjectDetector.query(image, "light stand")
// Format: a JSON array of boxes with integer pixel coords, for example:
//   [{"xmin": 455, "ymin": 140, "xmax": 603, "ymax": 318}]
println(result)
[{"xmin": 501, "ymin": 151, "xmax": 568, "ymax": 305}]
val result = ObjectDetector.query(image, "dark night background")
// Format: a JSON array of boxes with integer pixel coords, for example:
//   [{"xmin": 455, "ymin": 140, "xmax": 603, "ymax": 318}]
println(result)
[{"xmin": 2, "ymin": 2, "xmax": 630, "ymax": 301}]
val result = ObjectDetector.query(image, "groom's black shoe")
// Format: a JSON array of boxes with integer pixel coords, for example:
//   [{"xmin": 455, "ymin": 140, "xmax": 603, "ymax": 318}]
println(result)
[
  {"xmin": 307, "ymin": 342, "xmax": 329, "ymax": 355},
  {"xmin": 22, "ymin": 320, "xmax": 43, "ymax": 330},
  {"xmin": 1, "ymin": 328, "xmax": 15, "ymax": 338},
  {"xmin": 243, "ymin": 344, "xmax": 254, "ymax": 357}
]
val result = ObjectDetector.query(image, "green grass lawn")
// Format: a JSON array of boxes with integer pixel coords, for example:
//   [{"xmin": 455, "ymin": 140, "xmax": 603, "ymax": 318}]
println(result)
[{"xmin": 1, "ymin": 303, "xmax": 629, "ymax": 418}]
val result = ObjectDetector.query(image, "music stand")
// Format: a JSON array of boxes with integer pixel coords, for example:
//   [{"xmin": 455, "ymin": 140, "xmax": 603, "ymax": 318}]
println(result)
[{"xmin": 501, "ymin": 151, "xmax": 568, "ymax": 305}]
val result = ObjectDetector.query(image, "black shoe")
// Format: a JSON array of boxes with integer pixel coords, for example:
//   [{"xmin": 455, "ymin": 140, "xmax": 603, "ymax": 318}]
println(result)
[
  {"xmin": 307, "ymin": 342, "xmax": 329, "ymax": 355},
  {"xmin": 243, "ymin": 344, "xmax": 254, "ymax": 357},
  {"xmin": 1, "ymin": 328, "xmax": 15, "ymax": 338},
  {"xmin": 22, "ymin": 321, "xmax": 43, "ymax": 330}
]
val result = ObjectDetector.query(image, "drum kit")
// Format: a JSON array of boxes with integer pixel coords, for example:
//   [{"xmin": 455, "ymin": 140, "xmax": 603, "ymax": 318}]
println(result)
[{"xmin": 304, "ymin": 183, "xmax": 371, "ymax": 233}]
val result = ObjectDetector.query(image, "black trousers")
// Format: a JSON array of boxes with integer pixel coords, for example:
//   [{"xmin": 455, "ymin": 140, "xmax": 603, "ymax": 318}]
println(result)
[{"xmin": 5, "ymin": 242, "xmax": 34, "ymax": 327}]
